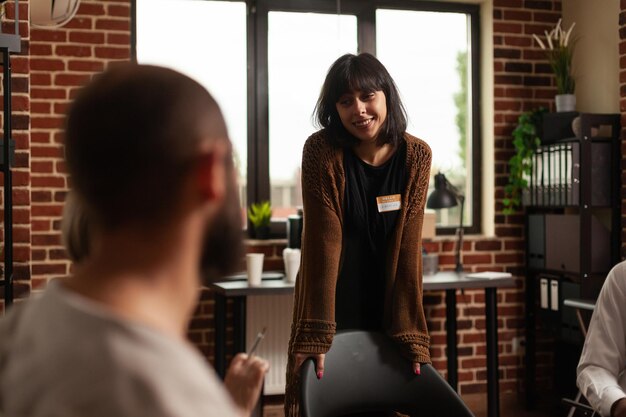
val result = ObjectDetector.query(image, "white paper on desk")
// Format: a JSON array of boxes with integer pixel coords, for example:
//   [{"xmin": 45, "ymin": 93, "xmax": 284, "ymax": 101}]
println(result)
[
  {"xmin": 550, "ymin": 279, "xmax": 559, "ymax": 311},
  {"xmin": 540, "ymin": 278, "xmax": 549, "ymax": 309},
  {"xmin": 465, "ymin": 271, "xmax": 512, "ymax": 279}
]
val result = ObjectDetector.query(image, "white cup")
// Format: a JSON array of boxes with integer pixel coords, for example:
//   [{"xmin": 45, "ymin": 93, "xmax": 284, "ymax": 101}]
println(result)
[
  {"xmin": 246, "ymin": 253, "xmax": 264, "ymax": 287},
  {"xmin": 283, "ymin": 248, "xmax": 301, "ymax": 283}
]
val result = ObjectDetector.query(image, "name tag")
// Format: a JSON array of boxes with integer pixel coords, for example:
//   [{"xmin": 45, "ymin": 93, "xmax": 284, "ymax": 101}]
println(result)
[{"xmin": 376, "ymin": 194, "xmax": 401, "ymax": 213}]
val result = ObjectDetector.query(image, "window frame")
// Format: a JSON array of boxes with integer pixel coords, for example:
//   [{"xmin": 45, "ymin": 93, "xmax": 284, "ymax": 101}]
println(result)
[{"xmin": 132, "ymin": 0, "xmax": 481, "ymax": 236}]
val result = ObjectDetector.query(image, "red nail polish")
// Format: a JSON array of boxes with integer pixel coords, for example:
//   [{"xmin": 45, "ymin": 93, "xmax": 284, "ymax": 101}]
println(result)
[
  {"xmin": 415, "ymin": 368, "xmax": 421, "ymax": 375},
  {"xmin": 317, "ymin": 371, "xmax": 323, "ymax": 379}
]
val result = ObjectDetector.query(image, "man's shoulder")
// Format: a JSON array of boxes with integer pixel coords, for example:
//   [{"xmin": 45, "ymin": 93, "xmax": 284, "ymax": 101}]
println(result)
[{"xmin": 0, "ymin": 286, "xmax": 240, "ymax": 417}]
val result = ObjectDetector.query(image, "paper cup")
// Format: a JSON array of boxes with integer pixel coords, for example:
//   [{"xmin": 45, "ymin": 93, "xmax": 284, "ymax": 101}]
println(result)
[{"xmin": 246, "ymin": 253, "xmax": 264, "ymax": 287}]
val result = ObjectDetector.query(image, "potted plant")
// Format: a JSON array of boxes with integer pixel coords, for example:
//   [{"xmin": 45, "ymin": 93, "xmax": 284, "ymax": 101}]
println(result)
[
  {"xmin": 503, "ymin": 108, "xmax": 547, "ymax": 214},
  {"xmin": 533, "ymin": 19, "xmax": 577, "ymax": 112},
  {"xmin": 247, "ymin": 200, "xmax": 272, "ymax": 239}
]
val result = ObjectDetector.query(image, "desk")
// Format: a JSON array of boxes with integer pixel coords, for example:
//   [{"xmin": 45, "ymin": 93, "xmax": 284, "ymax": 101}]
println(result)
[
  {"xmin": 209, "ymin": 278, "xmax": 294, "ymax": 377},
  {"xmin": 209, "ymin": 271, "xmax": 515, "ymax": 417},
  {"xmin": 423, "ymin": 271, "xmax": 516, "ymax": 417}
]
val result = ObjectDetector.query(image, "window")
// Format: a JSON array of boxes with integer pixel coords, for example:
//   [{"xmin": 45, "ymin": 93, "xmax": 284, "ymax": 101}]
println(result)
[
  {"xmin": 135, "ymin": 0, "xmax": 248, "ymax": 212},
  {"xmin": 268, "ymin": 11, "xmax": 357, "ymax": 217},
  {"xmin": 135, "ymin": 0, "xmax": 481, "ymax": 234}
]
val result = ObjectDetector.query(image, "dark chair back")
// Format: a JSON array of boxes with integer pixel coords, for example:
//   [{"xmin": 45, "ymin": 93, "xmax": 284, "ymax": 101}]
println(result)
[{"xmin": 300, "ymin": 330, "xmax": 475, "ymax": 417}]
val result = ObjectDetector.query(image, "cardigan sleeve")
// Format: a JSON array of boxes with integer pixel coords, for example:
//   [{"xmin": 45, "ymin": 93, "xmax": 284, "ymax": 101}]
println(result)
[
  {"xmin": 289, "ymin": 133, "xmax": 342, "ymax": 354},
  {"xmin": 389, "ymin": 138, "xmax": 432, "ymax": 363}
]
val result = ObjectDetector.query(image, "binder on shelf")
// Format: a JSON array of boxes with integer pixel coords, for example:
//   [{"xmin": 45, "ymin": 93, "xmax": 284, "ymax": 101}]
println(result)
[
  {"xmin": 540, "ymin": 277, "xmax": 549, "ymax": 309},
  {"xmin": 550, "ymin": 279, "xmax": 559, "ymax": 311}
]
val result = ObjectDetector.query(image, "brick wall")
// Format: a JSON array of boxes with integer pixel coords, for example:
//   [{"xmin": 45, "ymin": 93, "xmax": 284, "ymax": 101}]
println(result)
[
  {"xmin": 4, "ymin": 0, "xmax": 619, "ymax": 402},
  {"xmin": 29, "ymin": 0, "xmax": 131, "ymax": 293}
]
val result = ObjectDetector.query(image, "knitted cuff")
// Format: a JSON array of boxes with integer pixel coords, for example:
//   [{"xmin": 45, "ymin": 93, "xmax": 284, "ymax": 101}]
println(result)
[
  {"xmin": 391, "ymin": 332, "xmax": 432, "ymax": 364},
  {"xmin": 291, "ymin": 319, "xmax": 336, "ymax": 354}
]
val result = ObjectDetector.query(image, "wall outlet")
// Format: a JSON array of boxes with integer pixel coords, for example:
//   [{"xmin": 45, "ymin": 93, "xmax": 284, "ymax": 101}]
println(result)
[{"xmin": 512, "ymin": 336, "xmax": 525, "ymax": 356}]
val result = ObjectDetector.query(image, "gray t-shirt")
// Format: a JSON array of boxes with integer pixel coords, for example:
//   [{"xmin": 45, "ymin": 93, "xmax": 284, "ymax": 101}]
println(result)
[{"xmin": 0, "ymin": 280, "xmax": 241, "ymax": 417}]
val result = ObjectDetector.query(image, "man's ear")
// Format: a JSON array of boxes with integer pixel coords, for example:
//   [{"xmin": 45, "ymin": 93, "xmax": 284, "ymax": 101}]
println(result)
[{"xmin": 196, "ymin": 141, "xmax": 228, "ymax": 202}]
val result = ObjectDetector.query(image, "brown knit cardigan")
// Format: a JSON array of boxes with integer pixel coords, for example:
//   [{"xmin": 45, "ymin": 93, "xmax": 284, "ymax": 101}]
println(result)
[{"xmin": 284, "ymin": 130, "xmax": 433, "ymax": 416}]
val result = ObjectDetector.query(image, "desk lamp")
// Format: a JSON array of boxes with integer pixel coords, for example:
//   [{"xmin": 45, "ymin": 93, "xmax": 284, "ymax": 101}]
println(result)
[{"xmin": 426, "ymin": 172, "xmax": 465, "ymax": 273}]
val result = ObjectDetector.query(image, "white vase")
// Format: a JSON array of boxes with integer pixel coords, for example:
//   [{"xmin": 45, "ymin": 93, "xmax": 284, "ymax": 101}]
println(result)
[{"xmin": 555, "ymin": 94, "xmax": 576, "ymax": 112}]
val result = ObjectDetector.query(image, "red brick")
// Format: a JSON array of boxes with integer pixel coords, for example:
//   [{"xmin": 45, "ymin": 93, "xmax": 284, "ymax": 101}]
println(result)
[
  {"xmin": 77, "ymin": 2, "xmax": 106, "ymax": 16},
  {"xmin": 31, "ymin": 88, "xmax": 66, "ymax": 100},
  {"xmin": 10, "ymin": 95, "xmax": 29, "ymax": 112},
  {"xmin": 31, "ymin": 29, "xmax": 67, "ymax": 42},
  {"xmin": 503, "ymin": 10, "xmax": 531, "ymax": 21},
  {"xmin": 13, "ymin": 226, "xmax": 30, "ymax": 243},
  {"xmin": 31, "ymin": 117, "xmax": 64, "ymax": 129},
  {"xmin": 31, "ymin": 102, "xmax": 51, "ymax": 114},
  {"xmin": 13, "ymin": 246, "xmax": 30, "ymax": 262},
  {"xmin": 31, "ymin": 175, "xmax": 65, "ymax": 188},
  {"xmin": 12, "ymin": 57, "xmax": 29, "ymax": 74},
  {"xmin": 95, "ymin": 19, "xmax": 130, "ymax": 31},
  {"xmin": 494, "ymin": 0, "xmax": 522, "ymax": 6},
  {"xmin": 31, "ymin": 131, "xmax": 51, "ymax": 144},
  {"xmin": 69, "ymin": 31, "xmax": 105, "ymax": 44},
  {"xmin": 31, "ymin": 73, "xmax": 52, "ymax": 86},
  {"xmin": 31, "ymin": 190, "xmax": 52, "ymax": 203},
  {"xmin": 56, "ymin": 45, "xmax": 92, "ymax": 58},
  {"xmin": 95, "ymin": 46, "xmax": 130, "ymax": 60},
  {"xmin": 68, "ymin": 60, "xmax": 104, "ymax": 72},
  {"xmin": 55, "ymin": 73, "xmax": 91, "ymax": 87},
  {"xmin": 494, "ymin": 22, "xmax": 523, "ymax": 34},
  {"xmin": 108, "ymin": 4, "xmax": 131, "ymax": 17},
  {"xmin": 32, "ymin": 220, "xmax": 51, "ymax": 233},
  {"xmin": 53, "ymin": 102, "xmax": 69, "ymax": 116},
  {"xmin": 13, "ymin": 172, "xmax": 30, "ymax": 187},
  {"xmin": 107, "ymin": 33, "xmax": 131, "ymax": 45},
  {"xmin": 32, "ymin": 263, "xmax": 67, "ymax": 275},
  {"xmin": 30, "ymin": 44, "xmax": 53, "ymax": 56},
  {"xmin": 12, "ymin": 188, "xmax": 29, "ymax": 205},
  {"xmin": 64, "ymin": 17, "xmax": 93, "ymax": 30},
  {"xmin": 31, "ymin": 59, "xmax": 65, "ymax": 71},
  {"xmin": 31, "ymin": 204, "xmax": 64, "ymax": 217}
]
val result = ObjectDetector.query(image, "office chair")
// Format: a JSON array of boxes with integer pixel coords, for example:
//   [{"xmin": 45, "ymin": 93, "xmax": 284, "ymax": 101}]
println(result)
[{"xmin": 300, "ymin": 330, "xmax": 475, "ymax": 417}]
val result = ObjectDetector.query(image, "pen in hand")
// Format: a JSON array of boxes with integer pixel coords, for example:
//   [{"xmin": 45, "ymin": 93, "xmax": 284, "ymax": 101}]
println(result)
[{"xmin": 247, "ymin": 326, "xmax": 267, "ymax": 356}]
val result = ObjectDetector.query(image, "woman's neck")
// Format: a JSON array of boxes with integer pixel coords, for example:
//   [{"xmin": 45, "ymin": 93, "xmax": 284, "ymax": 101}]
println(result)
[{"xmin": 352, "ymin": 140, "xmax": 395, "ymax": 167}]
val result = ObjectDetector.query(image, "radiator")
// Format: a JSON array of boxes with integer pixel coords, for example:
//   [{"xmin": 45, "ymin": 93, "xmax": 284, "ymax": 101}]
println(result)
[{"xmin": 246, "ymin": 294, "xmax": 294, "ymax": 395}]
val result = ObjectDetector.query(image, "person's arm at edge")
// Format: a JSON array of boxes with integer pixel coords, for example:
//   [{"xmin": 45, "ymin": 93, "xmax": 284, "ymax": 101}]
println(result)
[{"xmin": 577, "ymin": 263, "xmax": 626, "ymax": 417}]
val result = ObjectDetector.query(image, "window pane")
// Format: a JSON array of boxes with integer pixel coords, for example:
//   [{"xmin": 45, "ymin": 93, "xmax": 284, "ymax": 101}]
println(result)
[
  {"xmin": 136, "ymin": 0, "xmax": 248, "ymax": 210},
  {"xmin": 377, "ymin": 9, "xmax": 472, "ymax": 228},
  {"xmin": 268, "ymin": 11, "xmax": 357, "ymax": 218}
]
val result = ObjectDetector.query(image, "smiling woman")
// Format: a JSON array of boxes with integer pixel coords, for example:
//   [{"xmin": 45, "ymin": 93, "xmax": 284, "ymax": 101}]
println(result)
[{"xmin": 285, "ymin": 53, "xmax": 433, "ymax": 417}]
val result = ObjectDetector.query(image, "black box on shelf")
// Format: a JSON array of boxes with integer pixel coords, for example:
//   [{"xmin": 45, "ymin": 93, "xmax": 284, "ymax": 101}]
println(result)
[{"xmin": 542, "ymin": 112, "xmax": 579, "ymax": 144}]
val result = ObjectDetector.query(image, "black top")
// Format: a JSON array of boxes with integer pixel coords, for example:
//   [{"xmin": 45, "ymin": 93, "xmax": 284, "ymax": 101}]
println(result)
[{"xmin": 335, "ymin": 140, "xmax": 407, "ymax": 331}]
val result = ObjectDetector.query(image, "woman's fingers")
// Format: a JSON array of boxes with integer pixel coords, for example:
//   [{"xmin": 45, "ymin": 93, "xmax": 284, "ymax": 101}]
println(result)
[
  {"xmin": 293, "ymin": 353, "xmax": 326, "ymax": 379},
  {"xmin": 315, "ymin": 354, "xmax": 325, "ymax": 379},
  {"xmin": 413, "ymin": 362, "xmax": 421, "ymax": 375}
]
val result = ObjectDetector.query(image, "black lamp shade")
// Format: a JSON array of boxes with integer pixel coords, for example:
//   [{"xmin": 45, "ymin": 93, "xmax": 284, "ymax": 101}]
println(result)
[{"xmin": 427, "ymin": 173, "xmax": 458, "ymax": 209}]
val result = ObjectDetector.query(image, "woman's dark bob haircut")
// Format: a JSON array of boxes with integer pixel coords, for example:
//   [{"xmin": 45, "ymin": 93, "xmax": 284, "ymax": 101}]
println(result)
[{"xmin": 314, "ymin": 53, "xmax": 408, "ymax": 148}]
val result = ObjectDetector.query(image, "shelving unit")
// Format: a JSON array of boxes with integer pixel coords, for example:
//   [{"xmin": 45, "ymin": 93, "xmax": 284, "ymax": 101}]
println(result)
[
  {"xmin": 524, "ymin": 113, "xmax": 621, "ymax": 409},
  {"xmin": 0, "ymin": 0, "xmax": 22, "ymax": 308}
]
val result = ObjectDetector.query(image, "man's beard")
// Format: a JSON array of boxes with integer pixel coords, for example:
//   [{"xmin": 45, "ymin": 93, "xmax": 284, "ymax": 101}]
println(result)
[{"xmin": 200, "ymin": 170, "xmax": 244, "ymax": 285}]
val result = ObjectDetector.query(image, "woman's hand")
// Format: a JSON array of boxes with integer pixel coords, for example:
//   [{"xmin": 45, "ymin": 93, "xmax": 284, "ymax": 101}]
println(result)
[
  {"xmin": 413, "ymin": 362, "xmax": 421, "ymax": 375},
  {"xmin": 224, "ymin": 353, "xmax": 270, "ymax": 416},
  {"xmin": 293, "ymin": 352, "xmax": 326, "ymax": 379}
]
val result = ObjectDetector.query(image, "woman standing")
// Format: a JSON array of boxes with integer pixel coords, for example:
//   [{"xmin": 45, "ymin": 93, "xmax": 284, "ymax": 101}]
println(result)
[{"xmin": 285, "ymin": 53, "xmax": 432, "ymax": 416}]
